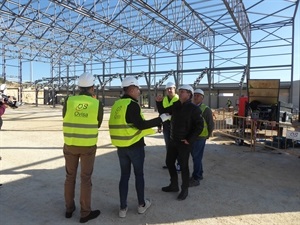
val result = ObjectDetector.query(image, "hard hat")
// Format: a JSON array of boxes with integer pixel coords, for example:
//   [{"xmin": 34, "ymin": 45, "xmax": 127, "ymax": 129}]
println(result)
[
  {"xmin": 165, "ymin": 82, "xmax": 176, "ymax": 89},
  {"xmin": 78, "ymin": 72, "xmax": 94, "ymax": 87},
  {"xmin": 0, "ymin": 84, "xmax": 7, "ymax": 91},
  {"xmin": 121, "ymin": 76, "xmax": 139, "ymax": 88},
  {"xmin": 178, "ymin": 84, "xmax": 194, "ymax": 95},
  {"xmin": 194, "ymin": 88, "xmax": 204, "ymax": 96}
]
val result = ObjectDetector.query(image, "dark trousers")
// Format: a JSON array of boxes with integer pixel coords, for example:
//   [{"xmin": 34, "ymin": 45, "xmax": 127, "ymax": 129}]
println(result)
[
  {"xmin": 162, "ymin": 124, "xmax": 170, "ymax": 165},
  {"xmin": 117, "ymin": 146, "xmax": 145, "ymax": 209},
  {"xmin": 166, "ymin": 140, "xmax": 191, "ymax": 190},
  {"xmin": 163, "ymin": 123, "xmax": 180, "ymax": 167},
  {"xmin": 162, "ymin": 125, "xmax": 170, "ymax": 151}
]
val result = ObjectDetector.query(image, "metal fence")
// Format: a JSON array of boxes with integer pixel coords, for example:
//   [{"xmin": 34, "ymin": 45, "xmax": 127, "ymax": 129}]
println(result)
[{"xmin": 213, "ymin": 109, "xmax": 300, "ymax": 156}]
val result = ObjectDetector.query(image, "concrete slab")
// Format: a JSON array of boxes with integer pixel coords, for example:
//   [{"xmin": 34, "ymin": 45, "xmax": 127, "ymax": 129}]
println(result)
[{"xmin": 1, "ymin": 105, "xmax": 300, "ymax": 225}]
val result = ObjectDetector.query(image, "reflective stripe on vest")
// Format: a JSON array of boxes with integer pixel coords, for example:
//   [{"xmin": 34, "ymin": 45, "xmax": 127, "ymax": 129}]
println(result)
[
  {"xmin": 199, "ymin": 103, "xmax": 209, "ymax": 137},
  {"xmin": 63, "ymin": 95, "xmax": 99, "ymax": 146},
  {"xmin": 109, "ymin": 98, "xmax": 155, "ymax": 147}
]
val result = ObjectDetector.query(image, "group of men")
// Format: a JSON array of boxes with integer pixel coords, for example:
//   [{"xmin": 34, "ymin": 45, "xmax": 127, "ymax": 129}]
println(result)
[
  {"xmin": 62, "ymin": 73, "xmax": 214, "ymax": 223},
  {"xmin": 156, "ymin": 82, "xmax": 214, "ymax": 190}
]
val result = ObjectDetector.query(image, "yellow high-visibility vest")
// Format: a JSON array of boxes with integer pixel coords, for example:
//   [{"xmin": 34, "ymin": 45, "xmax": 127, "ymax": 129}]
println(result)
[
  {"xmin": 162, "ymin": 94, "xmax": 179, "ymax": 121},
  {"xmin": 162, "ymin": 94, "xmax": 179, "ymax": 108},
  {"xmin": 63, "ymin": 95, "xmax": 99, "ymax": 146},
  {"xmin": 109, "ymin": 98, "xmax": 155, "ymax": 147},
  {"xmin": 199, "ymin": 103, "xmax": 209, "ymax": 137}
]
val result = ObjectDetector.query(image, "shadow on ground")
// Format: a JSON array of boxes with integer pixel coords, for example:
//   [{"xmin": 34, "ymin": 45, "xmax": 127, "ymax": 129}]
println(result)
[
  {"xmin": 1, "ymin": 105, "xmax": 300, "ymax": 225},
  {"xmin": 1, "ymin": 142, "xmax": 300, "ymax": 225}
]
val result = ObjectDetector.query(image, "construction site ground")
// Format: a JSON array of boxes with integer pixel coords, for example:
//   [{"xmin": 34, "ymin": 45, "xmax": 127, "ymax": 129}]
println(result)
[{"xmin": 0, "ymin": 104, "xmax": 299, "ymax": 225}]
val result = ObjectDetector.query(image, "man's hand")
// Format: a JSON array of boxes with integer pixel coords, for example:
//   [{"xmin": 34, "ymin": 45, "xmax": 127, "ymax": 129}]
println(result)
[
  {"xmin": 155, "ymin": 95, "xmax": 163, "ymax": 102},
  {"xmin": 160, "ymin": 113, "xmax": 171, "ymax": 122},
  {"xmin": 181, "ymin": 139, "xmax": 190, "ymax": 145}
]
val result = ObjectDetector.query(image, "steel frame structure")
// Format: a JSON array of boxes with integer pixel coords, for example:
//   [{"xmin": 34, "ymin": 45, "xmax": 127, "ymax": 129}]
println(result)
[{"xmin": 0, "ymin": 0, "xmax": 299, "ymax": 105}]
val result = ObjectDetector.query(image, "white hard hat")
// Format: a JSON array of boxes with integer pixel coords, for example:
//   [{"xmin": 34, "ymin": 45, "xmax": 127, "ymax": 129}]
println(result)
[
  {"xmin": 178, "ymin": 84, "xmax": 194, "ymax": 95},
  {"xmin": 78, "ymin": 72, "xmax": 94, "ymax": 87},
  {"xmin": 165, "ymin": 82, "xmax": 176, "ymax": 89},
  {"xmin": 194, "ymin": 88, "xmax": 204, "ymax": 96},
  {"xmin": 0, "ymin": 84, "xmax": 7, "ymax": 91},
  {"xmin": 121, "ymin": 76, "xmax": 139, "ymax": 88}
]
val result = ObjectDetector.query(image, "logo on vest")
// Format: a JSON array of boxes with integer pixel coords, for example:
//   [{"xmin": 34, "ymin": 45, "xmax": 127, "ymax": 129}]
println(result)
[
  {"xmin": 74, "ymin": 103, "xmax": 89, "ymax": 117},
  {"xmin": 114, "ymin": 106, "xmax": 122, "ymax": 119}
]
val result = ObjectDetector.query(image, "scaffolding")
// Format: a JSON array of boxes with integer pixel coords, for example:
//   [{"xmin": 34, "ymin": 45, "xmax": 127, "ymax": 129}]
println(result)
[{"xmin": 0, "ymin": 0, "xmax": 299, "ymax": 107}]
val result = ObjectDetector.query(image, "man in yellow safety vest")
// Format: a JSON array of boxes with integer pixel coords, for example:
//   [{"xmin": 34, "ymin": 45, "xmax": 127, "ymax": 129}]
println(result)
[
  {"xmin": 109, "ymin": 76, "xmax": 170, "ymax": 218},
  {"xmin": 157, "ymin": 82, "xmax": 180, "ymax": 170},
  {"xmin": 62, "ymin": 72, "xmax": 103, "ymax": 223},
  {"xmin": 189, "ymin": 89, "xmax": 214, "ymax": 187}
]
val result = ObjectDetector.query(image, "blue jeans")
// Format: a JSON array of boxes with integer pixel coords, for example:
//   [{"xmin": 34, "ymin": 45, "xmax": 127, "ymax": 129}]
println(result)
[
  {"xmin": 117, "ymin": 146, "xmax": 145, "ymax": 209},
  {"xmin": 191, "ymin": 139, "xmax": 206, "ymax": 181}
]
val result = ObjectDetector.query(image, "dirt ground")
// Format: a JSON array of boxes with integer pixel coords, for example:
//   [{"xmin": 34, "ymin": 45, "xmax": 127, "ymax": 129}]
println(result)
[{"xmin": 0, "ymin": 105, "xmax": 300, "ymax": 225}]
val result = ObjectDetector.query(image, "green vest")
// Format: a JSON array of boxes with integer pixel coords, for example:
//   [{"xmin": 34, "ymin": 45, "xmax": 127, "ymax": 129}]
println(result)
[
  {"xmin": 63, "ymin": 95, "xmax": 99, "ymax": 146},
  {"xmin": 199, "ymin": 103, "xmax": 209, "ymax": 137},
  {"xmin": 109, "ymin": 98, "xmax": 155, "ymax": 147},
  {"xmin": 162, "ymin": 94, "xmax": 179, "ymax": 108},
  {"xmin": 162, "ymin": 94, "xmax": 179, "ymax": 121}
]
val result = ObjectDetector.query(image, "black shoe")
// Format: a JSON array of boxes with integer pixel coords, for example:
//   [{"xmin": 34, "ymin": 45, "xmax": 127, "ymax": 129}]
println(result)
[
  {"xmin": 189, "ymin": 178, "xmax": 200, "ymax": 187},
  {"xmin": 79, "ymin": 210, "xmax": 101, "ymax": 223},
  {"xmin": 162, "ymin": 184, "xmax": 179, "ymax": 192},
  {"xmin": 199, "ymin": 175, "xmax": 203, "ymax": 180},
  {"xmin": 177, "ymin": 189, "xmax": 188, "ymax": 200},
  {"xmin": 162, "ymin": 165, "xmax": 168, "ymax": 169},
  {"xmin": 65, "ymin": 206, "xmax": 76, "ymax": 218}
]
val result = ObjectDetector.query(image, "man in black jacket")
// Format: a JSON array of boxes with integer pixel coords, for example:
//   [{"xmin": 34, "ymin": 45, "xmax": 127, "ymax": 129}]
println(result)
[{"xmin": 156, "ymin": 84, "xmax": 203, "ymax": 200}]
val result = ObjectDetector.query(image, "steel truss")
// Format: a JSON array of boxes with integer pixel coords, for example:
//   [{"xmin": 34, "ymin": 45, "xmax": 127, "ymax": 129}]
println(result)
[{"xmin": 0, "ymin": 0, "xmax": 299, "ymax": 104}]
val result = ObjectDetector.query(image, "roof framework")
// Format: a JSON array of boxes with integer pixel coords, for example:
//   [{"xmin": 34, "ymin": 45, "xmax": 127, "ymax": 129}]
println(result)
[{"xmin": 0, "ymin": 0, "xmax": 299, "ymax": 99}]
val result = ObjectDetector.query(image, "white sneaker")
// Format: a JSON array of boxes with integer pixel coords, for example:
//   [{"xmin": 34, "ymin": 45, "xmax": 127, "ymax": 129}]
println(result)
[
  {"xmin": 137, "ymin": 199, "xmax": 151, "ymax": 214},
  {"xmin": 119, "ymin": 207, "xmax": 128, "ymax": 218}
]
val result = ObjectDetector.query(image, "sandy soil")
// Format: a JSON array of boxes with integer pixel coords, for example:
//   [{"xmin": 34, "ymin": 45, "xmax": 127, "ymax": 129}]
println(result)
[{"xmin": 0, "ymin": 105, "xmax": 299, "ymax": 225}]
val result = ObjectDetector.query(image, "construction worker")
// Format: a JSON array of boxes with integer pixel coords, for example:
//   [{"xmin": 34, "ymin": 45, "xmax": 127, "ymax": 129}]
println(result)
[
  {"xmin": 109, "ymin": 76, "xmax": 170, "ymax": 218},
  {"xmin": 62, "ymin": 72, "xmax": 103, "ymax": 223},
  {"xmin": 157, "ymin": 82, "xmax": 179, "ymax": 169},
  {"xmin": 156, "ymin": 85, "xmax": 203, "ymax": 200},
  {"xmin": 190, "ymin": 89, "xmax": 214, "ymax": 187},
  {"xmin": 226, "ymin": 98, "xmax": 232, "ymax": 111}
]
